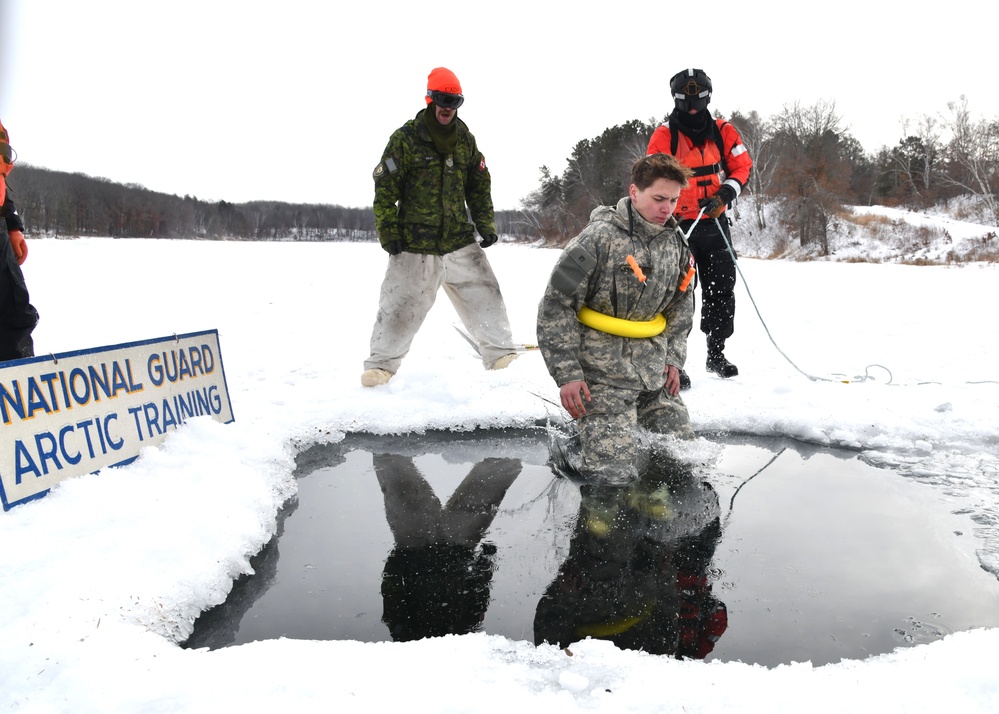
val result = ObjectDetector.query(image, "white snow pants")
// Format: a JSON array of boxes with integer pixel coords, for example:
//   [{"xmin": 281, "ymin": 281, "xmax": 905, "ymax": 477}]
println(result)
[{"xmin": 364, "ymin": 243, "xmax": 516, "ymax": 373}]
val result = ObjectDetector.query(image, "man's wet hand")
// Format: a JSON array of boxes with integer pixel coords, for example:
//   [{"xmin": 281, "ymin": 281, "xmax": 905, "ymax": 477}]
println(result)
[
  {"xmin": 665, "ymin": 365, "xmax": 681, "ymax": 397},
  {"xmin": 560, "ymin": 380, "xmax": 591, "ymax": 419}
]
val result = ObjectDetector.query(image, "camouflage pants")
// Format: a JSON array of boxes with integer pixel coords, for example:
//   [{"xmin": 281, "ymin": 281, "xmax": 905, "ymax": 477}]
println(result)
[
  {"xmin": 579, "ymin": 382, "xmax": 693, "ymax": 485},
  {"xmin": 365, "ymin": 243, "xmax": 515, "ymax": 372}
]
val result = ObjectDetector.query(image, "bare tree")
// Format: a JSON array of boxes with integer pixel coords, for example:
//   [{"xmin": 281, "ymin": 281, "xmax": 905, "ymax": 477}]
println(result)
[
  {"xmin": 729, "ymin": 109, "xmax": 776, "ymax": 230},
  {"xmin": 941, "ymin": 96, "xmax": 999, "ymax": 223},
  {"xmin": 771, "ymin": 100, "xmax": 852, "ymax": 253},
  {"xmin": 885, "ymin": 115, "xmax": 944, "ymax": 205}
]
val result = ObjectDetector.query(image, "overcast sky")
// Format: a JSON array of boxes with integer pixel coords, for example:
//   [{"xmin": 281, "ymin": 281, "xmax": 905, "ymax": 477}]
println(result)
[{"xmin": 2, "ymin": 0, "xmax": 996, "ymax": 211}]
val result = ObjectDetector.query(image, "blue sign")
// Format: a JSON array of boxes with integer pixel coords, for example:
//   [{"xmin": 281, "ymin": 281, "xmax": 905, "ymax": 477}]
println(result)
[{"xmin": 0, "ymin": 329, "xmax": 234, "ymax": 511}]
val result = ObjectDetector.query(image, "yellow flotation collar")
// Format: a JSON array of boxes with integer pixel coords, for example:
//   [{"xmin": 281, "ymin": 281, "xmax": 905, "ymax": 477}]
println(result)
[
  {"xmin": 574, "ymin": 601, "xmax": 655, "ymax": 637},
  {"xmin": 577, "ymin": 305, "xmax": 666, "ymax": 338}
]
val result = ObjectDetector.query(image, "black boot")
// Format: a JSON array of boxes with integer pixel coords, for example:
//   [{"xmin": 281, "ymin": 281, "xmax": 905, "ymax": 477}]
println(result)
[{"xmin": 706, "ymin": 337, "xmax": 738, "ymax": 378}]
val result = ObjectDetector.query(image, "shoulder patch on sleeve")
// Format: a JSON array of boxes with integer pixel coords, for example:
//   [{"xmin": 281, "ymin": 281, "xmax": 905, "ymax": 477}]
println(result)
[
  {"xmin": 478, "ymin": 155, "xmax": 487, "ymax": 172},
  {"xmin": 373, "ymin": 158, "xmax": 398, "ymax": 180},
  {"xmin": 550, "ymin": 242, "xmax": 597, "ymax": 296}
]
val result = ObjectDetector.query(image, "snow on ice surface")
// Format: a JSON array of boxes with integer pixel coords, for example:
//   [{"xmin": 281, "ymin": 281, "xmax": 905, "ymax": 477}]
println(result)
[{"xmin": 2, "ymin": 230, "xmax": 999, "ymax": 713}]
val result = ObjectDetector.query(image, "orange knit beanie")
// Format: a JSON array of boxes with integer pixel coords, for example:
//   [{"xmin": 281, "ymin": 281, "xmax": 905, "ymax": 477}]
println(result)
[{"xmin": 425, "ymin": 67, "xmax": 462, "ymax": 104}]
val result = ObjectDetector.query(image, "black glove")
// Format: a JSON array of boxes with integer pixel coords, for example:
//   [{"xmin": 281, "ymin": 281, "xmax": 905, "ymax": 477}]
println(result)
[
  {"xmin": 384, "ymin": 240, "xmax": 402, "ymax": 255},
  {"xmin": 480, "ymin": 234, "xmax": 498, "ymax": 248},
  {"xmin": 698, "ymin": 184, "xmax": 737, "ymax": 219}
]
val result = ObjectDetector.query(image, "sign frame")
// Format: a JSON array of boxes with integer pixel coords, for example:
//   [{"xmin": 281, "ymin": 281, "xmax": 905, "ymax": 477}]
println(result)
[{"xmin": 1, "ymin": 329, "xmax": 234, "ymax": 511}]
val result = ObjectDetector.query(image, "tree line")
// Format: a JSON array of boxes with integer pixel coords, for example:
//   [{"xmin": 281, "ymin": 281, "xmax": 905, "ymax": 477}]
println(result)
[
  {"xmin": 10, "ymin": 96, "xmax": 997, "ymax": 253},
  {"xmin": 6, "ymin": 164, "xmax": 536, "ymax": 242},
  {"xmin": 523, "ymin": 96, "xmax": 999, "ymax": 253}
]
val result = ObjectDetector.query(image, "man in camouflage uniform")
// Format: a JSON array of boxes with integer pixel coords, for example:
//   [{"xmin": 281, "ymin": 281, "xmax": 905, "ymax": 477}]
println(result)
[
  {"xmin": 537, "ymin": 154, "xmax": 695, "ymax": 484},
  {"xmin": 361, "ymin": 67, "xmax": 518, "ymax": 387}
]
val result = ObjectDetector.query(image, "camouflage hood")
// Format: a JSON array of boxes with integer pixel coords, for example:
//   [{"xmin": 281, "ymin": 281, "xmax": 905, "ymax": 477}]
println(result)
[{"xmin": 587, "ymin": 197, "xmax": 681, "ymax": 243}]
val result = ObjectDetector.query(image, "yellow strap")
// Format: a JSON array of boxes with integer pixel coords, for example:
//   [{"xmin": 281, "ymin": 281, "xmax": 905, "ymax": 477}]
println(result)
[{"xmin": 577, "ymin": 305, "xmax": 666, "ymax": 338}]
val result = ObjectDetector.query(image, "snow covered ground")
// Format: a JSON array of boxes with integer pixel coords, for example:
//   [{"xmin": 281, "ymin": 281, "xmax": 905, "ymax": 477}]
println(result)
[{"xmin": 1, "ymin": 219, "xmax": 998, "ymax": 712}]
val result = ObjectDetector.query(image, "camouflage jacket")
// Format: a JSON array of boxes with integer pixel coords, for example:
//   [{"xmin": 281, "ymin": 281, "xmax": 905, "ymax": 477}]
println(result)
[
  {"xmin": 537, "ymin": 197, "xmax": 694, "ymax": 392},
  {"xmin": 372, "ymin": 109, "xmax": 496, "ymax": 255}
]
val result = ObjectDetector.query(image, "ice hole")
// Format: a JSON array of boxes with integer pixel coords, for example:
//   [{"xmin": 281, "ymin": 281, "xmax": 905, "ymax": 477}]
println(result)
[{"xmin": 184, "ymin": 428, "xmax": 999, "ymax": 667}]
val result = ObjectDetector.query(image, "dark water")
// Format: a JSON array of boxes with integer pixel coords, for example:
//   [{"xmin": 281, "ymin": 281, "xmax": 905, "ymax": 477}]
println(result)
[{"xmin": 184, "ymin": 427, "xmax": 999, "ymax": 667}]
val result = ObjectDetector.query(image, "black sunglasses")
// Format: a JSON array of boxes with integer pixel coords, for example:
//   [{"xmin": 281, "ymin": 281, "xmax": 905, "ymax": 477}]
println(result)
[{"xmin": 428, "ymin": 90, "xmax": 464, "ymax": 109}]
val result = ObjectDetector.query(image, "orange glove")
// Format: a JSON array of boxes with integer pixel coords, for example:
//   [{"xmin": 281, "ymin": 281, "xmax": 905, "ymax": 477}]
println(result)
[{"xmin": 8, "ymin": 229, "xmax": 27, "ymax": 265}]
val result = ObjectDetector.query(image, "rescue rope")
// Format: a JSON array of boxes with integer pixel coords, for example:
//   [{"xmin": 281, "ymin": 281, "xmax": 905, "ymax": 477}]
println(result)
[
  {"xmin": 715, "ymin": 216, "xmax": 893, "ymax": 385},
  {"xmin": 722, "ymin": 446, "xmax": 786, "ymax": 531}
]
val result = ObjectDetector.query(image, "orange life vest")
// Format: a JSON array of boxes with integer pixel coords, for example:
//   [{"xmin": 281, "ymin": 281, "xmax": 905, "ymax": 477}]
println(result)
[{"xmin": 647, "ymin": 118, "xmax": 752, "ymax": 221}]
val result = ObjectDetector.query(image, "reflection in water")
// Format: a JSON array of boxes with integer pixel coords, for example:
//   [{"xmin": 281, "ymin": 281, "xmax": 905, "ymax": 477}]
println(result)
[
  {"xmin": 375, "ymin": 454, "xmax": 523, "ymax": 641},
  {"xmin": 536, "ymin": 446, "xmax": 727, "ymax": 659},
  {"xmin": 182, "ymin": 429, "xmax": 999, "ymax": 666}
]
